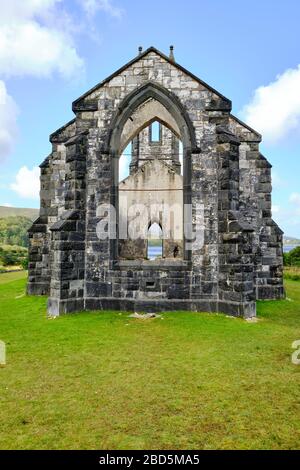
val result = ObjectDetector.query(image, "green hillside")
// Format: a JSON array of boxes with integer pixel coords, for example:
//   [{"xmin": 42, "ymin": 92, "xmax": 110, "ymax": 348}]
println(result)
[{"xmin": 0, "ymin": 206, "xmax": 39, "ymax": 220}]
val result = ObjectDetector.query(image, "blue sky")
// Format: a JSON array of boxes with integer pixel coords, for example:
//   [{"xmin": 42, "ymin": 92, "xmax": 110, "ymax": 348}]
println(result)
[{"xmin": 0, "ymin": 0, "xmax": 299, "ymax": 237}]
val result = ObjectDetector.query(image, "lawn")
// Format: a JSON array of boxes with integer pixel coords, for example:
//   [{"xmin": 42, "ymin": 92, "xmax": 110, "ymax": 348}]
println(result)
[{"xmin": 0, "ymin": 272, "xmax": 299, "ymax": 450}]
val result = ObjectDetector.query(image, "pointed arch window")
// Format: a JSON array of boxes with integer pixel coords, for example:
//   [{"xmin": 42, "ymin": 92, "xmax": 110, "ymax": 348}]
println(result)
[
  {"xmin": 147, "ymin": 223, "xmax": 163, "ymax": 260},
  {"xmin": 149, "ymin": 121, "xmax": 161, "ymax": 143}
]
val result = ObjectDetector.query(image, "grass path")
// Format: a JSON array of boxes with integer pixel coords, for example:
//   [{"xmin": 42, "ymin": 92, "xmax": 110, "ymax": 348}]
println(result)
[{"xmin": 0, "ymin": 273, "xmax": 299, "ymax": 449}]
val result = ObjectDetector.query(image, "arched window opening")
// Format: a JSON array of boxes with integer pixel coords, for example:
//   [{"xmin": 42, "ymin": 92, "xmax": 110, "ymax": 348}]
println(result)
[
  {"xmin": 118, "ymin": 120, "xmax": 184, "ymax": 260},
  {"xmin": 147, "ymin": 223, "xmax": 163, "ymax": 260},
  {"xmin": 115, "ymin": 87, "xmax": 192, "ymax": 262},
  {"xmin": 149, "ymin": 121, "xmax": 161, "ymax": 143},
  {"xmin": 119, "ymin": 123, "xmax": 183, "ymax": 182}
]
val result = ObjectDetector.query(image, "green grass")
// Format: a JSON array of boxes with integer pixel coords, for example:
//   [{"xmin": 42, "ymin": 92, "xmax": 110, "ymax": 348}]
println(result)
[{"xmin": 0, "ymin": 273, "xmax": 300, "ymax": 450}]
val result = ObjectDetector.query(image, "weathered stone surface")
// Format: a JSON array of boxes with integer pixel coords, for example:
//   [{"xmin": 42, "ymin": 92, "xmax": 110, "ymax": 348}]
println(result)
[{"xmin": 28, "ymin": 47, "xmax": 284, "ymax": 318}]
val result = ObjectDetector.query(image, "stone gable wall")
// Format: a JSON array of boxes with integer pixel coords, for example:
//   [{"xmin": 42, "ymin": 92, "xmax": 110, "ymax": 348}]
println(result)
[{"xmin": 27, "ymin": 50, "xmax": 284, "ymax": 316}]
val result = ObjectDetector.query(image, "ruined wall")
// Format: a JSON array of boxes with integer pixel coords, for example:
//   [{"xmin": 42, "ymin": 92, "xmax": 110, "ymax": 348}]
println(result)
[
  {"xmin": 131, "ymin": 124, "xmax": 180, "ymax": 174},
  {"xmin": 229, "ymin": 117, "xmax": 284, "ymax": 300},
  {"xmin": 27, "ymin": 120, "xmax": 76, "ymax": 296},
  {"xmin": 119, "ymin": 159, "xmax": 183, "ymax": 259},
  {"xmin": 27, "ymin": 47, "xmax": 284, "ymax": 317},
  {"xmin": 78, "ymin": 51, "xmax": 224, "ymax": 313}
]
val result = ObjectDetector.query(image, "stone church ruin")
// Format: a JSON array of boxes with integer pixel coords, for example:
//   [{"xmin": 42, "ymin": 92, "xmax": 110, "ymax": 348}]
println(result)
[{"xmin": 28, "ymin": 46, "xmax": 284, "ymax": 318}]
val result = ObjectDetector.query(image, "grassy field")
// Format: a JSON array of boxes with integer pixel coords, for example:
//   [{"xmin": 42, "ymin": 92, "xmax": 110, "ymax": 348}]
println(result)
[{"xmin": 0, "ymin": 271, "xmax": 299, "ymax": 450}]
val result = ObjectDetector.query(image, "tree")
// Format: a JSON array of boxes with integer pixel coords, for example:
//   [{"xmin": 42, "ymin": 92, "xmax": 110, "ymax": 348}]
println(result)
[
  {"xmin": 21, "ymin": 257, "xmax": 29, "ymax": 270},
  {"xmin": 0, "ymin": 216, "xmax": 32, "ymax": 247},
  {"xmin": 288, "ymin": 246, "xmax": 300, "ymax": 267}
]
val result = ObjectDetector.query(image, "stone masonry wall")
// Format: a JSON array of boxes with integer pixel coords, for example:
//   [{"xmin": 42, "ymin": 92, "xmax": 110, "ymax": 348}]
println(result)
[
  {"xmin": 131, "ymin": 123, "xmax": 180, "ymax": 174},
  {"xmin": 28, "ymin": 47, "xmax": 284, "ymax": 317}
]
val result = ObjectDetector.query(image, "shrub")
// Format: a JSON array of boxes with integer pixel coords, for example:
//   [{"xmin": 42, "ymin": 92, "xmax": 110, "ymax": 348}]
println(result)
[
  {"xmin": 0, "ymin": 244, "xmax": 28, "ymax": 267},
  {"xmin": 288, "ymin": 246, "xmax": 300, "ymax": 267},
  {"xmin": 0, "ymin": 216, "xmax": 32, "ymax": 247},
  {"xmin": 283, "ymin": 252, "xmax": 291, "ymax": 266},
  {"xmin": 21, "ymin": 257, "xmax": 29, "ymax": 270}
]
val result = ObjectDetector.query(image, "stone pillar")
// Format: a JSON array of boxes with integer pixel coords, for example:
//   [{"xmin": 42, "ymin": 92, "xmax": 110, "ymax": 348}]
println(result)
[
  {"xmin": 47, "ymin": 134, "xmax": 87, "ymax": 315},
  {"xmin": 129, "ymin": 135, "xmax": 139, "ymax": 174},
  {"xmin": 84, "ymin": 134, "xmax": 113, "ymax": 310},
  {"xmin": 47, "ymin": 210, "xmax": 85, "ymax": 315},
  {"xmin": 27, "ymin": 157, "xmax": 51, "ymax": 295},
  {"xmin": 255, "ymin": 154, "xmax": 284, "ymax": 299},
  {"xmin": 216, "ymin": 125, "xmax": 256, "ymax": 317}
]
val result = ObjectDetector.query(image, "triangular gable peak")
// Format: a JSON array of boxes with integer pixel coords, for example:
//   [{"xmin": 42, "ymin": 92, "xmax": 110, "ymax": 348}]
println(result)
[
  {"xmin": 72, "ymin": 47, "xmax": 232, "ymax": 112},
  {"xmin": 229, "ymin": 114, "xmax": 262, "ymax": 143}
]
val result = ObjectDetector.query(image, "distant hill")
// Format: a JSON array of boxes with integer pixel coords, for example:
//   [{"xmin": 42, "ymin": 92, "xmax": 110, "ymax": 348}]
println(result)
[
  {"xmin": 283, "ymin": 236, "xmax": 300, "ymax": 246},
  {"xmin": 0, "ymin": 206, "xmax": 39, "ymax": 221}
]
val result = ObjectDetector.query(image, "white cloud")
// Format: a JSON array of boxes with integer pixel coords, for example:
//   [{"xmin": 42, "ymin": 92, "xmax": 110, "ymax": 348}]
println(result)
[
  {"xmin": 241, "ymin": 65, "xmax": 300, "ymax": 143},
  {"xmin": 0, "ymin": 0, "xmax": 123, "ymax": 79},
  {"xmin": 0, "ymin": 0, "xmax": 124, "ymax": 163},
  {"xmin": 0, "ymin": 1, "xmax": 84, "ymax": 79},
  {"xmin": 271, "ymin": 195, "xmax": 300, "ymax": 236},
  {"xmin": 272, "ymin": 204, "xmax": 280, "ymax": 214},
  {"xmin": 290, "ymin": 192, "xmax": 300, "ymax": 206},
  {"xmin": 271, "ymin": 171, "xmax": 287, "ymax": 190},
  {"xmin": 78, "ymin": 0, "xmax": 123, "ymax": 19},
  {"xmin": 2, "ymin": 203, "xmax": 14, "ymax": 207},
  {"xmin": 281, "ymin": 193, "xmax": 300, "ymax": 227},
  {"xmin": 0, "ymin": 22, "xmax": 84, "ymax": 79},
  {"xmin": 10, "ymin": 166, "xmax": 40, "ymax": 199},
  {"xmin": 76, "ymin": 0, "xmax": 123, "ymax": 44},
  {"xmin": 0, "ymin": 80, "xmax": 18, "ymax": 162}
]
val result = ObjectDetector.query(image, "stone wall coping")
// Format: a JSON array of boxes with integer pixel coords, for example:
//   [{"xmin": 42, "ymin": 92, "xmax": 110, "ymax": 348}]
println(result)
[
  {"xmin": 230, "ymin": 114, "xmax": 262, "ymax": 141},
  {"xmin": 50, "ymin": 210, "xmax": 80, "ymax": 231},
  {"xmin": 49, "ymin": 118, "xmax": 76, "ymax": 143},
  {"xmin": 28, "ymin": 215, "xmax": 44, "ymax": 233}
]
